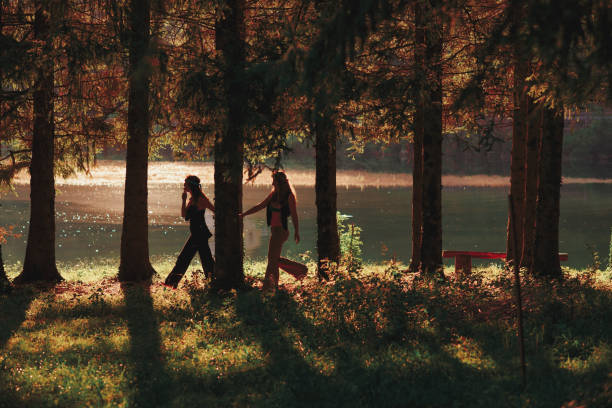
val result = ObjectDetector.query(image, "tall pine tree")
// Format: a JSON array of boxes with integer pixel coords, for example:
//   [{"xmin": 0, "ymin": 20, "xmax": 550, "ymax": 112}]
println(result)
[
  {"xmin": 14, "ymin": 0, "xmax": 63, "ymax": 284},
  {"xmin": 118, "ymin": 0, "xmax": 156, "ymax": 282},
  {"xmin": 417, "ymin": 0, "xmax": 443, "ymax": 278},
  {"xmin": 212, "ymin": 0, "xmax": 247, "ymax": 290},
  {"xmin": 531, "ymin": 104, "xmax": 564, "ymax": 277}
]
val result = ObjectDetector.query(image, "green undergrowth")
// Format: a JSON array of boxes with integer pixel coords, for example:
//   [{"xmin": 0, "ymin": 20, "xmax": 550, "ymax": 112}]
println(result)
[{"xmin": 1, "ymin": 260, "xmax": 611, "ymax": 407}]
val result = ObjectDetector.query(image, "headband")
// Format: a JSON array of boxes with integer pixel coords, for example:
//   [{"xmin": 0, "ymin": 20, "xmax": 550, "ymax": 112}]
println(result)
[{"xmin": 186, "ymin": 179, "xmax": 201, "ymax": 188}]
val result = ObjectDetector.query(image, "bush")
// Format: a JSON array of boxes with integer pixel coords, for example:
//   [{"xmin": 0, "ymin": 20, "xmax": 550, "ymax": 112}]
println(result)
[{"xmin": 337, "ymin": 212, "xmax": 363, "ymax": 276}]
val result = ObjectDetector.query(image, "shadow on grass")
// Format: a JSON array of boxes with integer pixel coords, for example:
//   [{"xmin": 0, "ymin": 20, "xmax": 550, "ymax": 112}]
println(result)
[
  {"xmin": 186, "ymin": 283, "xmax": 229, "ymax": 316},
  {"xmin": 121, "ymin": 283, "xmax": 174, "ymax": 407},
  {"xmin": 6, "ymin": 274, "xmax": 604, "ymax": 407},
  {"xmin": 519, "ymin": 283, "xmax": 612, "ymax": 406},
  {"xmin": 229, "ymin": 284, "xmax": 495, "ymax": 407},
  {"xmin": 233, "ymin": 290, "xmax": 341, "ymax": 407},
  {"xmin": 0, "ymin": 287, "xmax": 36, "ymax": 408},
  {"xmin": 413, "ymin": 278, "xmax": 612, "ymax": 406},
  {"xmin": 0, "ymin": 288, "xmax": 36, "ymax": 348},
  {"xmin": 228, "ymin": 274, "xmax": 612, "ymax": 407}
]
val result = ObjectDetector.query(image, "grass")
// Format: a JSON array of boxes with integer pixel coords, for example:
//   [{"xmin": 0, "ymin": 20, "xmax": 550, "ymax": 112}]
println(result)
[{"xmin": 1, "ymin": 259, "xmax": 611, "ymax": 407}]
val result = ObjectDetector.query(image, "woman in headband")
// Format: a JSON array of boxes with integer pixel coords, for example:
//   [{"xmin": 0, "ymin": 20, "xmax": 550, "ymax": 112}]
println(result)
[{"xmin": 164, "ymin": 175, "xmax": 215, "ymax": 288}]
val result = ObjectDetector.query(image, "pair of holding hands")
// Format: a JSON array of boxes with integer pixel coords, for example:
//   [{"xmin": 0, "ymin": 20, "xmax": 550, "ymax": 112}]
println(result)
[
  {"xmin": 183, "ymin": 191, "xmax": 300, "ymax": 244},
  {"xmin": 238, "ymin": 211, "xmax": 300, "ymax": 244}
]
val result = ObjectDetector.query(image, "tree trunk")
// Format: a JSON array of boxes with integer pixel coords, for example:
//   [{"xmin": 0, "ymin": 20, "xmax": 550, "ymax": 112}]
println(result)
[
  {"xmin": 418, "ymin": 2, "xmax": 443, "ymax": 278},
  {"xmin": 118, "ymin": 0, "xmax": 155, "ymax": 282},
  {"xmin": 212, "ymin": 0, "xmax": 246, "ymax": 290},
  {"xmin": 315, "ymin": 113, "xmax": 340, "ymax": 279},
  {"xmin": 0, "ymin": 245, "xmax": 5, "ymax": 280},
  {"xmin": 410, "ymin": 121, "xmax": 424, "ymax": 272},
  {"xmin": 409, "ymin": 2, "xmax": 424, "ymax": 273},
  {"xmin": 521, "ymin": 98, "xmax": 540, "ymax": 268},
  {"xmin": 531, "ymin": 105, "xmax": 564, "ymax": 278},
  {"xmin": 0, "ymin": 245, "xmax": 10, "ymax": 291},
  {"xmin": 15, "ymin": 0, "xmax": 62, "ymax": 284},
  {"xmin": 507, "ymin": 56, "xmax": 528, "ymax": 265},
  {"xmin": 0, "ymin": 8, "xmax": 10, "ymax": 291}
]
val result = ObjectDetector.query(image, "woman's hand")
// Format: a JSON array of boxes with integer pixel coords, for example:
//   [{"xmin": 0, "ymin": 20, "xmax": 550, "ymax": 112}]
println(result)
[
  {"xmin": 180, "ymin": 190, "xmax": 188, "ymax": 218},
  {"xmin": 294, "ymin": 231, "xmax": 300, "ymax": 244}
]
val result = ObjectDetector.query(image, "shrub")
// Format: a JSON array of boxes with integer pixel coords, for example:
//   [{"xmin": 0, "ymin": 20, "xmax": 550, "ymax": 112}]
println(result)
[{"xmin": 337, "ymin": 211, "xmax": 363, "ymax": 276}]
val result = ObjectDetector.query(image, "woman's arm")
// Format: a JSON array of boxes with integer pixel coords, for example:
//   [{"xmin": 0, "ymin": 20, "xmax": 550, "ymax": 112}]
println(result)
[
  {"xmin": 289, "ymin": 194, "xmax": 300, "ymax": 243},
  {"xmin": 241, "ymin": 191, "xmax": 274, "ymax": 217},
  {"xmin": 181, "ymin": 191, "xmax": 188, "ymax": 218},
  {"xmin": 196, "ymin": 193, "xmax": 215, "ymax": 212}
]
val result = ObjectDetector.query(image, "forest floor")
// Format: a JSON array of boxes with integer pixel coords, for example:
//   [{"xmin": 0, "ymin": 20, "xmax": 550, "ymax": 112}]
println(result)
[{"xmin": 1, "ymin": 260, "xmax": 611, "ymax": 407}]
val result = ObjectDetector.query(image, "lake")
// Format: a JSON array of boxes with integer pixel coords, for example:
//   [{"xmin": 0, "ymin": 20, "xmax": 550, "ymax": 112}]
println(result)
[{"xmin": 1, "ymin": 161, "xmax": 611, "ymax": 270}]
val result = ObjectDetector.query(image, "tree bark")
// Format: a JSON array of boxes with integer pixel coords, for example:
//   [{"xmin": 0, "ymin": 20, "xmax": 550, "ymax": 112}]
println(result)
[
  {"xmin": 521, "ymin": 98, "xmax": 540, "ymax": 268},
  {"xmin": 409, "ymin": 2, "xmax": 424, "ymax": 273},
  {"xmin": 15, "ymin": 0, "xmax": 62, "ymax": 284},
  {"xmin": 531, "ymin": 105, "xmax": 564, "ymax": 278},
  {"xmin": 507, "ymin": 56, "xmax": 528, "ymax": 265},
  {"xmin": 0, "ymin": 8, "xmax": 10, "ymax": 291},
  {"xmin": 0, "ymin": 245, "xmax": 10, "ymax": 291},
  {"xmin": 315, "ymin": 112, "xmax": 340, "ymax": 279},
  {"xmin": 212, "ymin": 0, "xmax": 246, "ymax": 290},
  {"xmin": 118, "ymin": 0, "xmax": 155, "ymax": 282},
  {"xmin": 410, "ymin": 122, "xmax": 424, "ymax": 272},
  {"xmin": 418, "ymin": 2, "xmax": 443, "ymax": 278}
]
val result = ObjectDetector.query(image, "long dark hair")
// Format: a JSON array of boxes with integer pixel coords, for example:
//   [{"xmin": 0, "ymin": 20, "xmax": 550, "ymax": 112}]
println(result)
[
  {"xmin": 272, "ymin": 171, "xmax": 295, "ymax": 205},
  {"xmin": 185, "ymin": 175, "xmax": 204, "ymax": 199}
]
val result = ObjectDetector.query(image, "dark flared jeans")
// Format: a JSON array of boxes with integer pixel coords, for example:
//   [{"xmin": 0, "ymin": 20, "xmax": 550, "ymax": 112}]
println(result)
[{"xmin": 164, "ymin": 234, "xmax": 214, "ymax": 288}]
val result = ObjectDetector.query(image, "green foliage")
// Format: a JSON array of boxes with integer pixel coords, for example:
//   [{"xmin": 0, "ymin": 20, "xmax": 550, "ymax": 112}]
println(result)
[
  {"xmin": 337, "ymin": 211, "xmax": 363, "ymax": 276},
  {"xmin": 585, "ymin": 244, "xmax": 602, "ymax": 284},
  {"xmin": 0, "ymin": 0, "xmax": 127, "ymax": 185},
  {"xmin": 383, "ymin": 256, "xmax": 402, "ymax": 281}
]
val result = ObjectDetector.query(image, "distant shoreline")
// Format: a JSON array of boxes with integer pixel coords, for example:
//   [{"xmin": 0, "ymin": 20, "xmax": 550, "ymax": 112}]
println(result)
[{"xmin": 11, "ymin": 160, "xmax": 612, "ymax": 188}]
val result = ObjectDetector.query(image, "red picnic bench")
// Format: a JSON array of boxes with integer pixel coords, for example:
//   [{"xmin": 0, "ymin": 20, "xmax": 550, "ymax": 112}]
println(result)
[{"xmin": 442, "ymin": 250, "xmax": 569, "ymax": 275}]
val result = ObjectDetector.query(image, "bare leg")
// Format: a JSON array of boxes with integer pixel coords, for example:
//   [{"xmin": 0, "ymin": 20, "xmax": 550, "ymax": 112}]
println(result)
[
  {"xmin": 263, "ymin": 227, "xmax": 288, "ymax": 290},
  {"xmin": 279, "ymin": 257, "xmax": 308, "ymax": 280}
]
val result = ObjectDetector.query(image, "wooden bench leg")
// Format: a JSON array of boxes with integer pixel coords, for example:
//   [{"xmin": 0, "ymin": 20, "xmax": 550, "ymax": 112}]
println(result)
[{"xmin": 455, "ymin": 255, "xmax": 472, "ymax": 275}]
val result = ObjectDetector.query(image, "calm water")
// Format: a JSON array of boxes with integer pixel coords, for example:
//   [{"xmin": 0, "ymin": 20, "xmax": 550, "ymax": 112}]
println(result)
[{"xmin": 1, "ymin": 183, "xmax": 611, "ymax": 269}]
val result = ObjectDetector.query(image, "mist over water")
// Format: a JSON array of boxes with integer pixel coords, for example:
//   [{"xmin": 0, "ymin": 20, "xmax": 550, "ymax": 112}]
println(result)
[{"xmin": 2, "ymin": 161, "xmax": 611, "ymax": 270}]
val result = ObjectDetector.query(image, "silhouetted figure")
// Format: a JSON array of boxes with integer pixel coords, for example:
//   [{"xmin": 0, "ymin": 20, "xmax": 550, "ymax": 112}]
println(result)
[
  {"xmin": 164, "ymin": 175, "xmax": 215, "ymax": 288},
  {"xmin": 241, "ymin": 171, "xmax": 307, "ymax": 291}
]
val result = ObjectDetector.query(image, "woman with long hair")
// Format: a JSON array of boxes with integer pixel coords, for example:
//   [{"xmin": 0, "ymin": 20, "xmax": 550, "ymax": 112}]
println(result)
[
  {"xmin": 164, "ymin": 175, "xmax": 215, "ymax": 288},
  {"xmin": 240, "ymin": 171, "xmax": 307, "ymax": 291}
]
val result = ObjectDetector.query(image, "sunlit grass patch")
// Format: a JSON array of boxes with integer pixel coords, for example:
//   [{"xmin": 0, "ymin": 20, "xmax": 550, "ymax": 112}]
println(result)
[
  {"xmin": 444, "ymin": 335, "xmax": 497, "ymax": 371},
  {"xmin": 5, "ymin": 255, "xmax": 182, "ymax": 284},
  {"xmin": 557, "ymin": 342, "xmax": 612, "ymax": 372}
]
